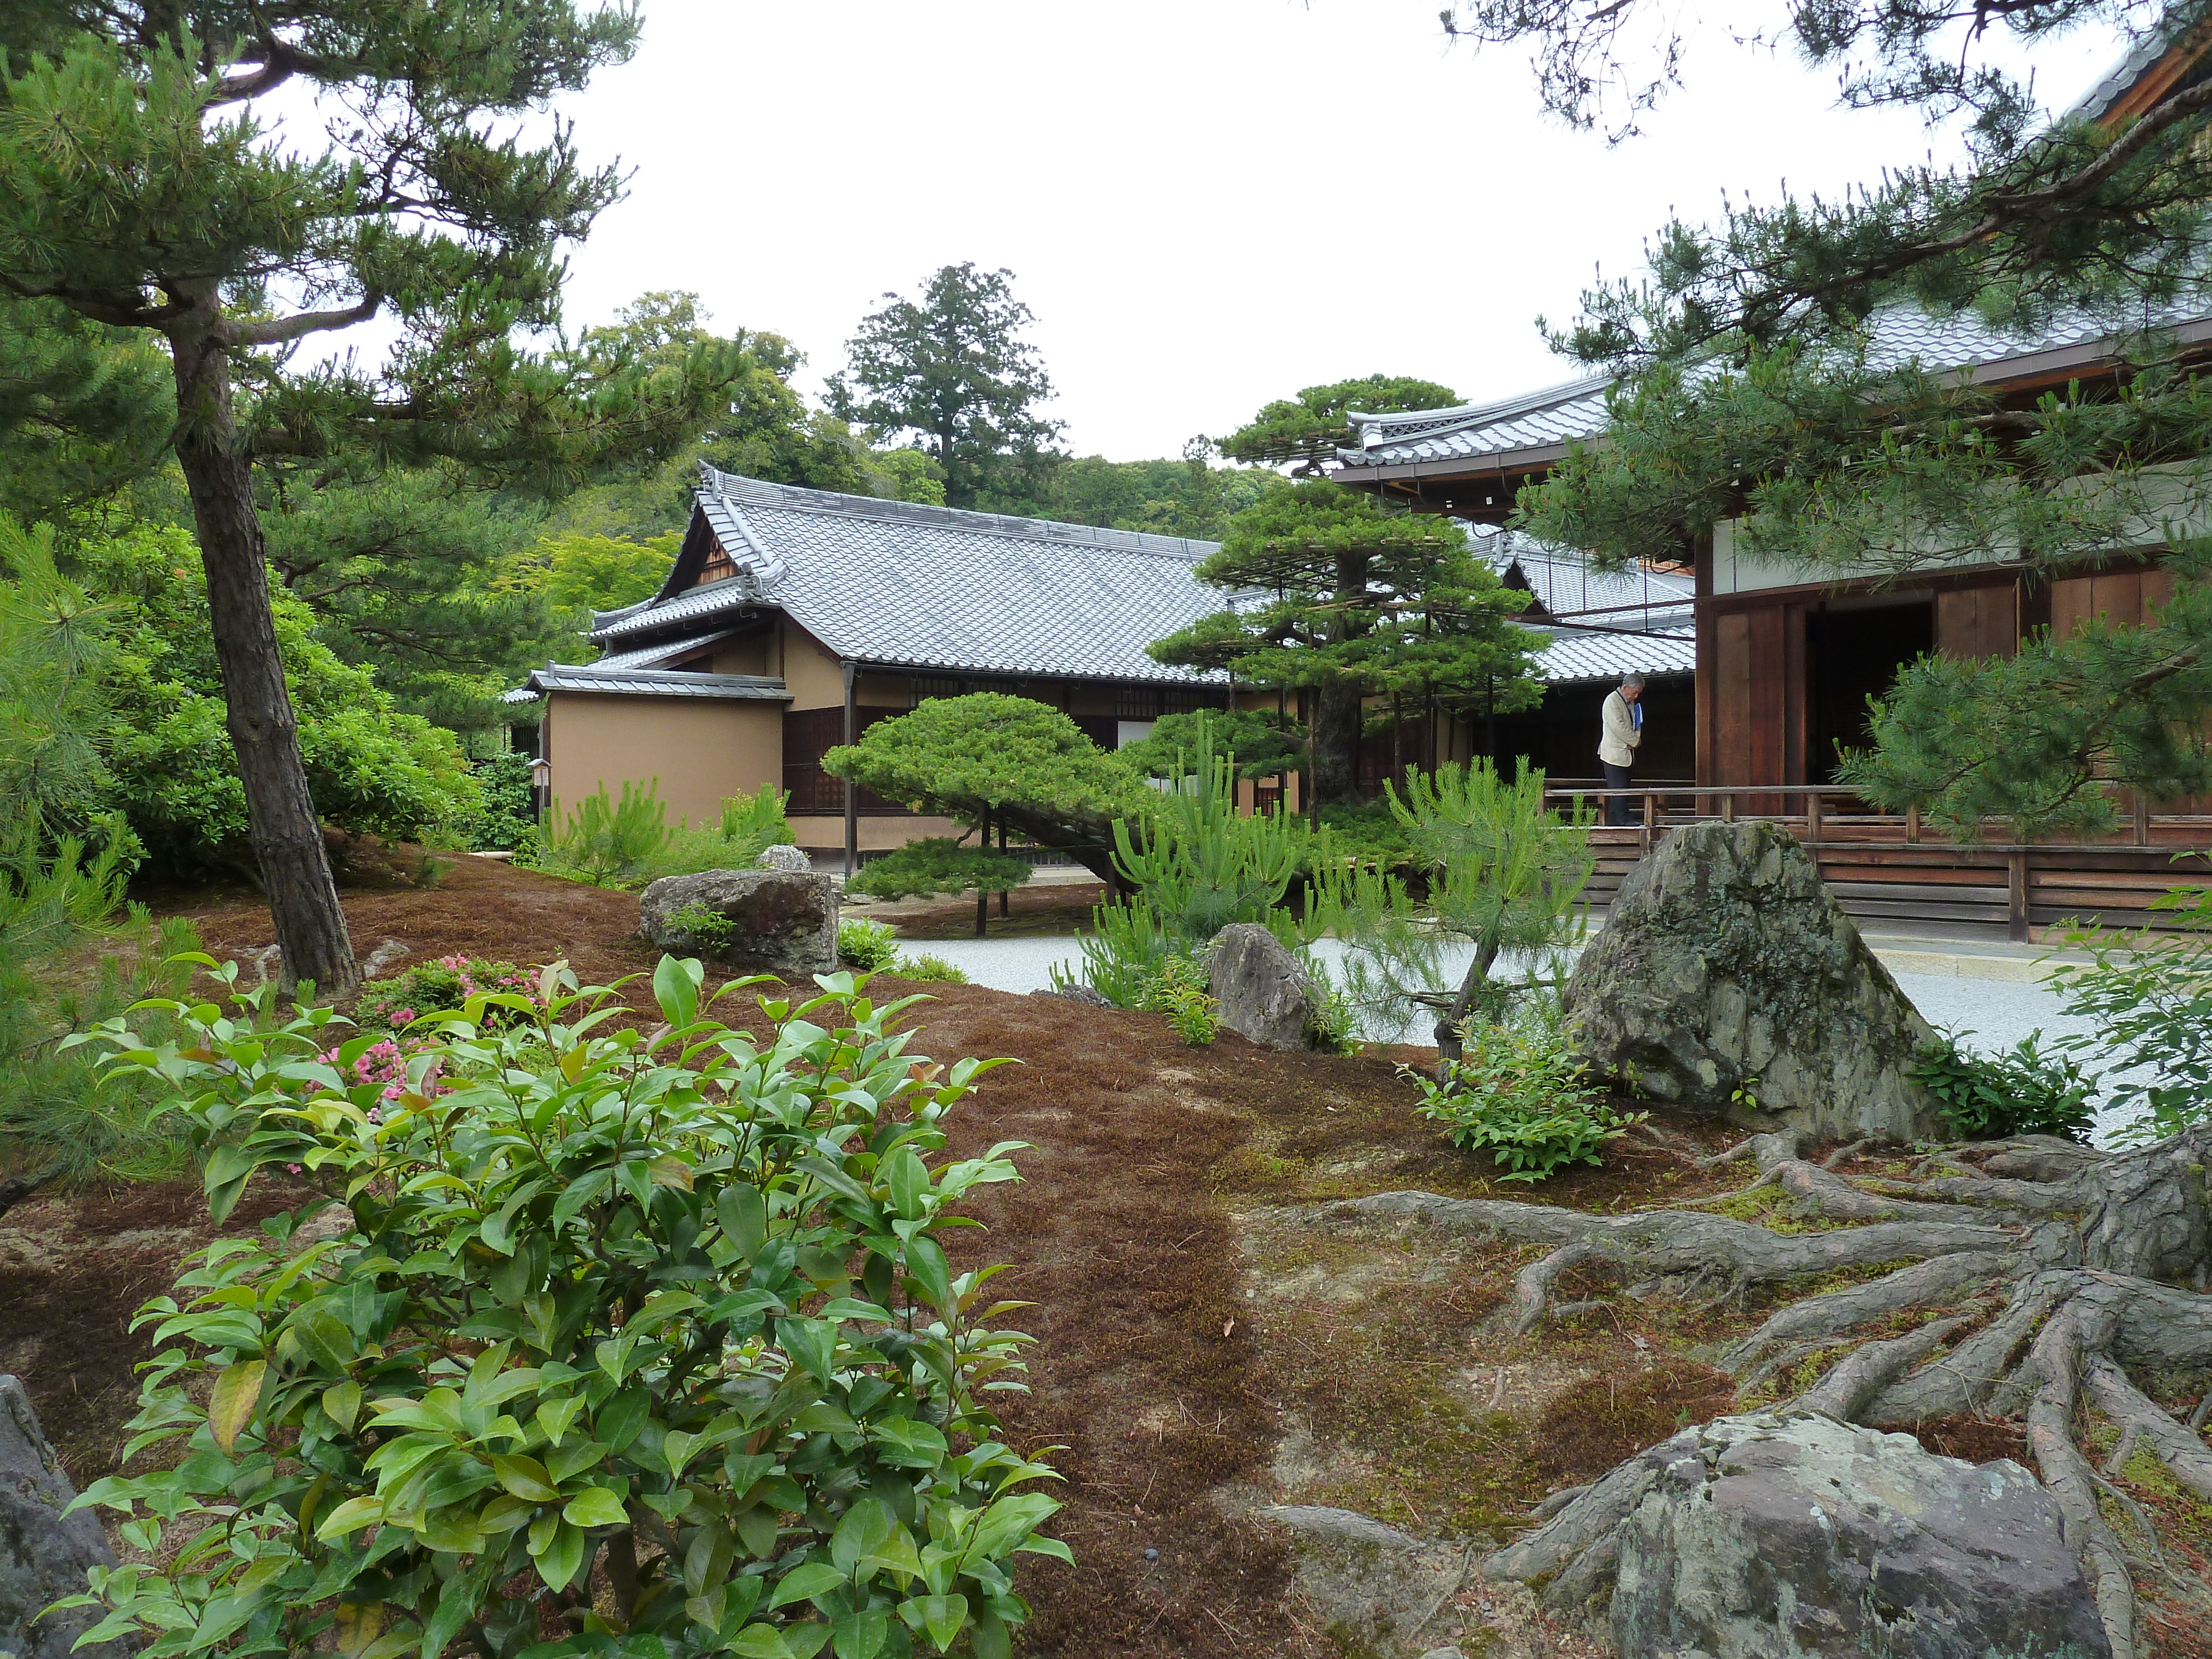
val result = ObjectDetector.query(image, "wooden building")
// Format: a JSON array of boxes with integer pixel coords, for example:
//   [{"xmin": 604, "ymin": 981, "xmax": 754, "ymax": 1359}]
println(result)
[
  {"xmin": 510, "ymin": 468, "xmax": 1234, "ymax": 867},
  {"xmin": 1329, "ymin": 307, "xmax": 2212, "ymax": 800}
]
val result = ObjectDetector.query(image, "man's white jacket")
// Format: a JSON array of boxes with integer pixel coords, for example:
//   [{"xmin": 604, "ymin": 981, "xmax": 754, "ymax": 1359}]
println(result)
[{"xmin": 1599, "ymin": 690, "xmax": 1642, "ymax": 769}]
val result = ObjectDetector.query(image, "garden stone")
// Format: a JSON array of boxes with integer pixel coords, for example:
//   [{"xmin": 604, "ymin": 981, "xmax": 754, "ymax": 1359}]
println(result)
[
  {"xmin": 638, "ymin": 869, "xmax": 837, "ymax": 977},
  {"xmin": 1, "ymin": 1374, "xmax": 130, "ymax": 1659},
  {"xmin": 1205, "ymin": 924, "xmax": 1322, "ymax": 1049},
  {"xmin": 1564, "ymin": 821, "xmax": 1942, "ymax": 1142},
  {"xmin": 1512, "ymin": 1410, "xmax": 2106, "ymax": 1659},
  {"xmin": 754, "ymin": 844, "xmax": 810, "ymax": 873}
]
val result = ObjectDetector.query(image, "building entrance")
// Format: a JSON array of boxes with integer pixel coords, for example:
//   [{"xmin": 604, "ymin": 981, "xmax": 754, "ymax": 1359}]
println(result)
[{"xmin": 1806, "ymin": 601, "xmax": 1933, "ymax": 785}]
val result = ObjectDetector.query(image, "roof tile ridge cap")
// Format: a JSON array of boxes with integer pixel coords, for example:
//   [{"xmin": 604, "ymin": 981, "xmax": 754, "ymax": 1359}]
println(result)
[
  {"xmin": 1347, "ymin": 371, "xmax": 1617, "ymax": 436},
  {"xmin": 723, "ymin": 479, "xmax": 1217, "ymax": 560}
]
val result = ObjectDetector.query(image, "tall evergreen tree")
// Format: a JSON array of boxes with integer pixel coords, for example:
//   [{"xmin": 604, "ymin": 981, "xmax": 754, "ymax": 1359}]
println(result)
[
  {"xmin": 1223, "ymin": 373, "xmax": 1464, "ymax": 469},
  {"xmin": 827, "ymin": 263, "xmax": 1065, "ymax": 508},
  {"xmin": 0, "ymin": 3, "xmax": 745, "ymax": 992},
  {"xmin": 1150, "ymin": 479, "xmax": 1545, "ymax": 804},
  {"xmin": 1446, "ymin": 0, "xmax": 2212, "ymax": 833}
]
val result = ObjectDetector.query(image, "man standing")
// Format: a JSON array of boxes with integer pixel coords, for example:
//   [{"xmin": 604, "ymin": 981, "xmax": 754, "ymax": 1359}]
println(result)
[{"xmin": 1599, "ymin": 672, "xmax": 1644, "ymax": 826}]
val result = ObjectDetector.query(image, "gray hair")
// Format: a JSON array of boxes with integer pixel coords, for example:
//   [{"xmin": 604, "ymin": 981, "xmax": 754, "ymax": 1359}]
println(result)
[{"xmin": 1621, "ymin": 672, "xmax": 1646, "ymax": 688}]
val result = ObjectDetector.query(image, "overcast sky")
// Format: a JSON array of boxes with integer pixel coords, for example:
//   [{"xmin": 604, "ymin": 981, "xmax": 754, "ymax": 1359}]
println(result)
[{"xmin": 544, "ymin": 1, "xmax": 2128, "ymax": 462}]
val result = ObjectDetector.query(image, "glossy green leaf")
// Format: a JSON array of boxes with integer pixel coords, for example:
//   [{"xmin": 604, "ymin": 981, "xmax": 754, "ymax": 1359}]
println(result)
[
  {"xmin": 561, "ymin": 1485, "xmax": 628, "ymax": 1528},
  {"xmin": 208, "ymin": 1360, "xmax": 265, "ymax": 1454}
]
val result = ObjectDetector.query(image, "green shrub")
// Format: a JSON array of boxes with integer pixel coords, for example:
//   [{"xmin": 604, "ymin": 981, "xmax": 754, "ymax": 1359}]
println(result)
[
  {"xmin": 1310, "ymin": 801, "xmax": 1409, "ymax": 867},
  {"xmin": 1052, "ymin": 898, "xmax": 1179, "ymax": 1007},
  {"xmin": 540, "ymin": 780, "xmax": 676, "ymax": 887},
  {"xmin": 1132, "ymin": 954, "xmax": 1219, "ymax": 1047},
  {"xmin": 1410, "ymin": 1005, "xmax": 1642, "ymax": 1181},
  {"xmin": 356, "ymin": 955, "xmax": 545, "ymax": 1033},
  {"xmin": 62, "ymin": 956, "xmax": 1066, "ymax": 1659},
  {"xmin": 719, "ymin": 785, "xmax": 792, "ymax": 851},
  {"xmin": 1908, "ymin": 1027, "xmax": 2097, "ymax": 1142},
  {"xmin": 894, "ymin": 955, "xmax": 969, "ymax": 985},
  {"xmin": 0, "ymin": 826, "xmax": 201, "ymax": 1187},
  {"xmin": 2048, "ymin": 884, "xmax": 2212, "ymax": 1145},
  {"xmin": 839, "ymin": 919, "xmax": 902, "ymax": 972},
  {"xmin": 454, "ymin": 752, "xmax": 539, "ymax": 852},
  {"xmin": 1110, "ymin": 739, "xmax": 1303, "ymax": 946}
]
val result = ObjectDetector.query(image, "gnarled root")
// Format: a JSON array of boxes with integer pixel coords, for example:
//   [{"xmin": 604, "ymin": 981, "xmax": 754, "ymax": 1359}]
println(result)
[
  {"xmin": 1328, "ymin": 1188, "xmax": 2025, "ymax": 1334},
  {"xmin": 1446, "ymin": 1128, "xmax": 2212, "ymax": 1656}
]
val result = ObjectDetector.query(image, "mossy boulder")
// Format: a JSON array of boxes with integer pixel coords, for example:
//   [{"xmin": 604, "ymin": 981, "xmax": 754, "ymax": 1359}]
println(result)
[{"xmin": 1563, "ymin": 821, "xmax": 1943, "ymax": 1142}]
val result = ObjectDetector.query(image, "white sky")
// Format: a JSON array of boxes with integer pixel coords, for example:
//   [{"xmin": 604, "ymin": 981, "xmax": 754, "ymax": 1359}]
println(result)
[{"xmin": 542, "ymin": 0, "xmax": 2129, "ymax": 462}]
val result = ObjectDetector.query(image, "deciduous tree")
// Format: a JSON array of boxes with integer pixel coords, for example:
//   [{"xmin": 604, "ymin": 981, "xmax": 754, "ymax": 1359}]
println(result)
[{"xmin": 828, "ymin": 264, "xmax": 1065, "ymax": 509}]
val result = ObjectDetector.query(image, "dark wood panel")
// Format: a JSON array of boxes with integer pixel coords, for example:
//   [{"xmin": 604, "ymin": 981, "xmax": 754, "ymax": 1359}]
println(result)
[{"xmin": 1937, "ymin": 585, "xmax": 2019, "ymax": 661}]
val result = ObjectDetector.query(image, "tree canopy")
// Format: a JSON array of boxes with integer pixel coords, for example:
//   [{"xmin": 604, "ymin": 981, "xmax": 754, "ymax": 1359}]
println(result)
[
  {"xmin": 821, "ymin": 694, "xmax": 1150, "ymax": 882},
  {"xmin": 1152, "ymin": 480, "xmax": 1546, "ymax": 803},
  {"xmin": 0, "ymin": 1, "xmax": 749, "ymax": 989},
  {"xmin": 828, "ymin": 264, "xmax": 1065, "ymax": 508},
  {"xmin": 1222, "ymin": 374, "xmax": 1463, "ymax": 467}
]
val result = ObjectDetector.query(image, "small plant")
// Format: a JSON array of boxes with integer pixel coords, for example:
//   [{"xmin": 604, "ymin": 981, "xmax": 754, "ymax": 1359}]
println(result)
[
  {"xmin": 540, "ymin": 778, "xmax": 674, "ymax": 887},
  {"xmin": 1729, "ymin": 1074, "xmax": 1762, "ymax": 1114},
  {"xmin": 60, "ymin": 955, "xmax": 1068, "ymax": 1659},
  {"xmin": 839, "ymin": 917, "xmax": 902, "ymax": 971},
  {"xmin": 354, "ymin": 954, "xmax": 543, "ymax": 1032},
  {"xmin": 718, "ymin": 784, "xmax": 792, "ymax": 851},
  {"xmin": 1910, "ymin": 1027, "xmax": 2097, "ymax": 1142},
  {"xmin": 896, "ymin": 954, "xmax": 971, "ymax": 985},
  {"xmin": 1133, "ymin": 954, "xmax": 1220, "ymax": 1047},
  {"xmin": 2047, "ymin": 883, "xmax": 2212, "ymax": 1144},
  {"xmin": 1054, "ymin": 898, "xmax": 1178, "ymax": 1007},
  {"xmin": 664, "ymin": 900, "xmax": 738, "ymax": 953},
  {"xmin": 1410, "ymin": 1005, "xmax": 1643, "ymax": 1181}
]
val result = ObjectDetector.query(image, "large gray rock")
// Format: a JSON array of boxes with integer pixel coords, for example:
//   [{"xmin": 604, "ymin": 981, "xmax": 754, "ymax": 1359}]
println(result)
[
  {"xmin": 1564, "ymin": 821, "xmax": 1942, "ymax": 1142},
  {"xmin": 1205, "ymin": 924, "xmax": 1322, "ymax": 1049},
  {"xmin": 1259, "ymin": 1506, "xmax": 1473, "ymax": 1656},
  {"xmin": 1, "ymin": 1375, "xmax": 128, "ymax": 1659},
  {"xmin": 754, "ymin": 844, "xmax": 809, "ymax": 873},
  {"xmin": 638, "ymin": 869, "xmax": 837, "ymax": 977},
  {"xmin": 1587, "ymin": 1412, "xmax": 2106, "ymax": 1659}
]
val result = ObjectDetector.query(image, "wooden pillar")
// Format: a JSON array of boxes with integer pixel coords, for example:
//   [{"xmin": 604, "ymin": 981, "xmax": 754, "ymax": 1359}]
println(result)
[
  {"xmin": 1641, "ymin": 790, "xmax": 1656, "ymax": 855},
  {"xmin": 2134, "ymin": 791, "xmax": 2152, "ymax": 847},
  {"xmin": 842, "ymin": 660, "xmax": 858, "ymax": 878},
  {"xmin": 2007, "ymin": 851, "xmax": 2030, "ymax": 943},
  {"xmin": 1806, "ymin": 790, "xmax": 1824, "ymax": 846}
]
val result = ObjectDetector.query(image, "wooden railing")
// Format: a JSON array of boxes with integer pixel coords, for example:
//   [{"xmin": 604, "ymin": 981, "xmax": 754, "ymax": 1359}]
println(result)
[{"xmin": 1541, "ymin": 783, "xmax": 2212, "ymax": 941}]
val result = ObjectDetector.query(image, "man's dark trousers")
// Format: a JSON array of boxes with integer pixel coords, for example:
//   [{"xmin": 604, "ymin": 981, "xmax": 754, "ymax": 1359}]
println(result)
[{"xmin": 1603, "ymin": 761, "xmax": 1634, "ymax": 827}]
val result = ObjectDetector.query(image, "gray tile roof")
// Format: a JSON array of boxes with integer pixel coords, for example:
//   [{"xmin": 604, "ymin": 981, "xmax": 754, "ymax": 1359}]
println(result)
[
  {"xmin": 1468, "ymin": 530, "xmax": 1695, "ymax": 682},
  {"xmin": 2065, "ymin": 17, "xmax": 2205, "ymax": 122},
  {"xmin": 589, "ymin": 628, "xmax": 747, "ymax": 672},
  {"xmin": 1534, "ymin": 628, "xmax": 1696, "ymax": 683},
  {"xmin": 592, "ymin": 468, "xmax": 1230, "ymax": 685},
  {"xmin": 526, "ymin": 665, "xmax": 792, "ymax": 700},
  {"xmin": 1339, "ymin": 301, "xmax": 2212, "ymax": 471}
]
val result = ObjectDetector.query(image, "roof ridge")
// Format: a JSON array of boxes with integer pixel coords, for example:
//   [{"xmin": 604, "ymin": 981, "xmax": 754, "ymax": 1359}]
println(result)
[
  {"xmin": 1344, "ymin": 373, "xmax": 1616, "ymax": 444},
  {"xmin": 696, "ymin": 464, "xmax": 1218, "ymax": 562}
]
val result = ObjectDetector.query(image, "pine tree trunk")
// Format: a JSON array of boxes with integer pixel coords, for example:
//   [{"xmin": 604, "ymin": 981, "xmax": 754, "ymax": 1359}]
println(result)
[
  {"xmin": 168, "ymin": 313, "xmax": 359, "ymax": 998},
  {"xmin": 1312, "ymin": 681, "xmax": 1364, "ymax": 805}
]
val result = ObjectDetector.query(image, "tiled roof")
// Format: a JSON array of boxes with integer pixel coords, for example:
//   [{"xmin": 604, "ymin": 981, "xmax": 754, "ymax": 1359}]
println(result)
[
  {"xmin": 526, "ymin": 665, "xmax": 792, "ymax": 700},
  {"xmin": 1475, "ymin": 530, "xmax": 1696, "ymax": 628},
  {"xmin": 589, "ymin": 628, "xmax": 746, "ymax": 672},
  {"xmin": 1534, "ymin": 628, "xmax": 1697, "ymax": 683},
  {"xmin": 592, "ymin": 468, "xmax": 1230, "ymax": 685},
  {"xmin": 1339, "ymin": 300, "xmax": 2212, "ymax": 471}
]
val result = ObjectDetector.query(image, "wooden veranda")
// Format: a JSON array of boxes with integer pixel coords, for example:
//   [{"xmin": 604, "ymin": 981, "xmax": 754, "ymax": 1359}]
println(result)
[{"xmin": 1548, "ymin": 782, "xmax": 2212, "ymax": 941}]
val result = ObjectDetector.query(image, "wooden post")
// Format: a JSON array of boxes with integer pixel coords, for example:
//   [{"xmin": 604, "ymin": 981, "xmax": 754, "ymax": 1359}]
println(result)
[
  {"xmin": 2007, "ymin": 850, "xmax": 2030, "ymax": 943},
  {"xmin": 1721, "ymin": 789, "xmax": 1736, "ymax": 824},
  {"xmin": 1906, "ymin": 804, "xmax": 1921, "ymax": 844},
  {"xmin": 1806, "ymin": 790, "xmax": 1824, "ymax": 846},
  {"xmin": 843, "ymin": 661, "xmax": 858, "ymax": 878},
  {"xmin": 2134, "ymin": 791, "xmax": 2152, "ymax": 847},
  {"xmin": 975, "ymin": 806, "xmax": 990, "ymax": 938},
  {"xmin": 998, "ymin": 815, "xmax": 1010, "ymax": 916},
  {"xmin": 1641, "ymin": 790, "xmax": 1656, "ymax": 854}
]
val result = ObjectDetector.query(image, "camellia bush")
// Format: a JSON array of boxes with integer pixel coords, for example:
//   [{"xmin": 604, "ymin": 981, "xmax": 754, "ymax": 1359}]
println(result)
[{"xmin": 59, "ymin": 956, "xmax": 1066, "ymax": 1659}]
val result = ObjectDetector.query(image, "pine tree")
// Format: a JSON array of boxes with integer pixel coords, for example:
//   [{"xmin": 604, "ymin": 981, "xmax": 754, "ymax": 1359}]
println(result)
[
  {"xmin": 0, "ymin": 5, "xmax": 745, "ymax": 992},
  {"xmin": 1150, "ymin": 481, "xmax": 1546, "ymax": 805},
  {"xmin": 1440, "ymin": 0, "xmax": 2212, "ymax": 833}
]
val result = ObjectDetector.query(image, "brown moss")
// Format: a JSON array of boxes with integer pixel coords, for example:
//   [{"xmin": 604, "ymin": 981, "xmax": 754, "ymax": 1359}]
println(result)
[{"xmin": 1526, "ymin": 1358, "xmax": 1736, "ymax": 1486}]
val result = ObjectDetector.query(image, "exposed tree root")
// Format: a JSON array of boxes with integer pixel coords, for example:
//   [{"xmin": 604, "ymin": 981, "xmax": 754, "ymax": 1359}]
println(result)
[{"xmin": 1327, "ymin": 1127, "xmax": 2212, "ymax": 1656}]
